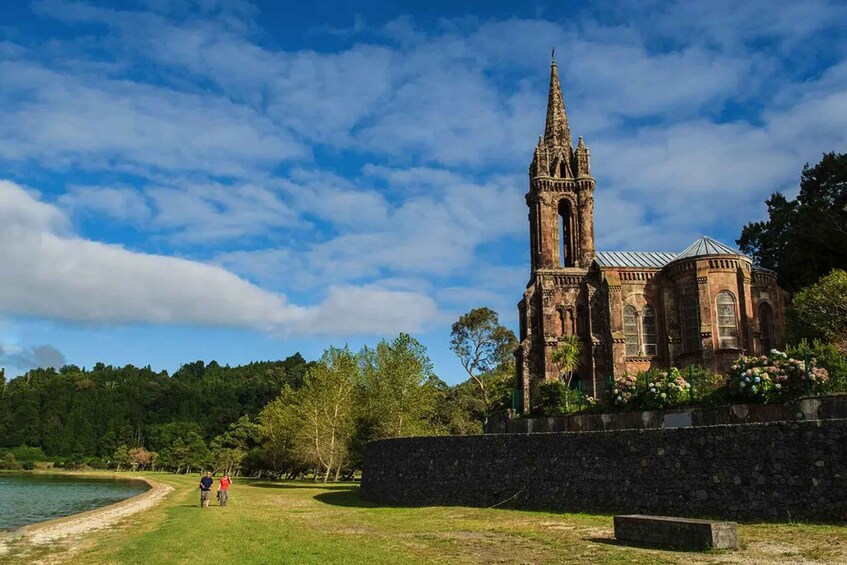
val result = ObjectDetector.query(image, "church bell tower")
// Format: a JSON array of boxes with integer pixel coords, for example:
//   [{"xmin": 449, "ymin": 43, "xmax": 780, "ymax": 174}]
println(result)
[
  {"xmin": 516, "ymin": 56, "xmax": 598, "ymax": 413},
  {"xmin": 527, "ymin": 57, "xmax": 595, "ymax": 270}
]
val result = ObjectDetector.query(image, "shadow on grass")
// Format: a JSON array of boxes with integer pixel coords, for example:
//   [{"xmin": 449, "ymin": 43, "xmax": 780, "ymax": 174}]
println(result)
[
  {"xmin": 312, "ymin": 487, "xmax": 382, "ymax": 508},
  {"xmin": 246, "ymin": 480, "xmax": 386, "ymax": 508},
  {"xmin": 585, "ymin": 537, "xmax": 713, "ymax": 554},
  {"xmin": 248, "ymin": 480, "xmax": 358, "ymax": 491}
]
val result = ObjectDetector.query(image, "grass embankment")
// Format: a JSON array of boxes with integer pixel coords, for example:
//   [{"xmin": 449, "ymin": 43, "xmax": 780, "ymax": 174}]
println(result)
[{"xmin": 3, "ymin": 472, "xmax": 847, "ymax": 564}]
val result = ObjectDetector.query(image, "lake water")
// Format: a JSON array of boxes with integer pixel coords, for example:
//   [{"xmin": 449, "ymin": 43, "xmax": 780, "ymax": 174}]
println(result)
[{"xmin": 0, "ymin": 474, "xmax": 149, "ymax": 531}]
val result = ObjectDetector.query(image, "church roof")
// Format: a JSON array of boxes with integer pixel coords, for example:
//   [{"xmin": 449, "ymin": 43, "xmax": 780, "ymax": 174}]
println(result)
[
  {"xmin": 675, "ymin": 236, "xmax": 744, "ymax": 260},
  {"xmin": 594, "ymin": 237, "xmax": 745, "ymax": 270},
  {"xmin": 594, "ymin": 251, "xmax": 678, "ymax": 269}
]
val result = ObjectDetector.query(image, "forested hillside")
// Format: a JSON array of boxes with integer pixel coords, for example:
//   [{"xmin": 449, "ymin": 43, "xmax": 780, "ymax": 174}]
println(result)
[
  {"xmin": 0, "ymin": 355, "xmax": 310, "ymax": 466},
  {"xmin": 0, "ymin": 333, "xmax": 511, "ymax": 478}
]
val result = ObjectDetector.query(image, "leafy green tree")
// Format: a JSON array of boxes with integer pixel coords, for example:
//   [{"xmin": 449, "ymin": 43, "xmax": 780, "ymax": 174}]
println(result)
[
  {"xmin": 788, "ymin": 270, "xmax": 847, "ymax": 353},
  {"xmin": 432, "ymin": 379, "xmax": 485, "ymax": 435},
  {"xmin": 257, "ymin": 387, "xmax": 303, "ymax": 478},
  {"xmin": 551, "ymin": 335, "xmax": 582, "ymax": 410},
  {"xmin": 359, "ymin": 334, "xmax": 439, "ymax": 439},
  {"xmin": 113, "ymin": 444, "xmax": 130, "ymax": 472},
  {"xmin": 739, "ymin": 152, "xmax": 847, "ymax": 291},
  {"xmin": 210, "ymin": 416, "xmax": 260, "ymax": 475},
  {"xmin": 450, "ymin": 308, "xmax": 518, "ymax": 422},
  {"xmin": 168, "ymin": 432, "xmax": 211, "ymax": 474},
  {"xmin": 295, "ymin": 347, "xmax": 358, "ymax": 482}
]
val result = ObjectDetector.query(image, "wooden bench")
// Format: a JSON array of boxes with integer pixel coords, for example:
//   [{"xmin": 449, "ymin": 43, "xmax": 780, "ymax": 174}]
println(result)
[{"xmin": 614, "ymin": 515, "xmax": 739, "ymax": 550}]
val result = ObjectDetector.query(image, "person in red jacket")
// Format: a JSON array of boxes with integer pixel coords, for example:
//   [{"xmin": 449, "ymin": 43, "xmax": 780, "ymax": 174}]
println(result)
[{"xmin": 218, "ymin": 473, "xmax": 232, "ymax": 507}]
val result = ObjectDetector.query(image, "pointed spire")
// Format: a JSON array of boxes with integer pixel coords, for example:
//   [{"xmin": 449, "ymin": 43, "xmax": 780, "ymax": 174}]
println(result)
[
  {"xmin": 576, "ymin": 136, "xmax": 591, "ymax": 177},
  {"xmin": 543, "ymin": 57, "xmax": 572, "ymax": 152}
]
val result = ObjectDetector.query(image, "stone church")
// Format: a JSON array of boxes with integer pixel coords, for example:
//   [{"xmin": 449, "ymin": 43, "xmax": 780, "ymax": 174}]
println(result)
[{"xmin": 516, "ymin": 60, "xmax": 788, "ymax": 411}]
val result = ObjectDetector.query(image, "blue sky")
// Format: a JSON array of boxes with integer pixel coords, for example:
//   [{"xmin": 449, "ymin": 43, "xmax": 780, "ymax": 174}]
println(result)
[{"xmin": 1, "ymin": 0, "xmax": 846, "ymax": 382}]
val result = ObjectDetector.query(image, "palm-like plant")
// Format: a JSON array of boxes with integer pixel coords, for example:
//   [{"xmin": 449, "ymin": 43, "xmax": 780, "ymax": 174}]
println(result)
[{"xmin": 551, "ymin": 335, "xmax": 582, "ymax": 410}]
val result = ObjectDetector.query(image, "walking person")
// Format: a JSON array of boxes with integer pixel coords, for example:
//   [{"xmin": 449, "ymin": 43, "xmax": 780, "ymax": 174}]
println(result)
[
  {"xmin": 199, "ymin": 471, "xmax": 214, "ymax": 508},
  {"xmin": 218, "ymin": 472, "xmax": 232, "ymax": 507}
]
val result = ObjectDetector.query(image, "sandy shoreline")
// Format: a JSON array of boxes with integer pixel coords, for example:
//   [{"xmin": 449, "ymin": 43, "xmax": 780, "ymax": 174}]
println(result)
[{"xmin": 0, "ymin": 474, "xmax": 173, "ymax": 555}]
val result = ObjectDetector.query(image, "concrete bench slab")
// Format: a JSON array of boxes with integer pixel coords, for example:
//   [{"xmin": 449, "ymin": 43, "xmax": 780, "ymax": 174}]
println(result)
[{"xmin": 614, "ymin": 515, "xmax": 739, "ymax": 550}]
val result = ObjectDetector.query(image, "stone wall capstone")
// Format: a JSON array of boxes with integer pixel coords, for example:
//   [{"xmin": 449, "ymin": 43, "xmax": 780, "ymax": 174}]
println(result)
[
  {"xmin": 485, "ymin": 395, "xmax": 847, "ymax": 434},
  {"xmin": 360, "ymin": 419, "xmax": 847, "ymax": 521}
]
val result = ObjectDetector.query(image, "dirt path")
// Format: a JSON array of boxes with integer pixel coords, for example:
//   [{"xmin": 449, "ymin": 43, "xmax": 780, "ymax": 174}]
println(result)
[{"xmin": 0, "ymin": 475, "xmax": 172, "ymax": 557}]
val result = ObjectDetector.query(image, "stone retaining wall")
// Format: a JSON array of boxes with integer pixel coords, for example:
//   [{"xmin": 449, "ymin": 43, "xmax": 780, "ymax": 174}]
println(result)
[{"xmin": 361, "ymin": 419, "xmax": 847, "ymax": 521}]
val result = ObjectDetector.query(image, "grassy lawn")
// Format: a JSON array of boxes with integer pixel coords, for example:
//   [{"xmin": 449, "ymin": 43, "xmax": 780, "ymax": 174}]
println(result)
[{"xmin": 4, "ymin": 472, "xmax": 847, "ymax": 564}]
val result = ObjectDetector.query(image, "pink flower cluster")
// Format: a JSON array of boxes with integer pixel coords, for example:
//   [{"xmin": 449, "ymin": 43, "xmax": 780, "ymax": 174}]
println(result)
[{"xmin": 610, "ymin": 373, "xmax": 638, "ymax": 406}]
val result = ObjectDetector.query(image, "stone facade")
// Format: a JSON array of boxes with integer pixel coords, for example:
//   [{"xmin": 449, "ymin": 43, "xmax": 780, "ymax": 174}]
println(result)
[
  {"xmin": 516, "ymin": 60, "xmax": 788, "ymax": 412},
  {"xmin": 360, "ymin": 419, "xmax": 847, "ymax": 521}
]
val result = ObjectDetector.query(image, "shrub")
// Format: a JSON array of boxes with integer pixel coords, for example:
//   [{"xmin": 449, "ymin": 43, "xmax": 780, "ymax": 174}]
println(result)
[
  {"xmin": 787, "ymin": 340, "xmax": 847, "ymax": 393},
  {"xmin": 609, "ymin": 373, "xmax": 638, "ymax": 408},
  {"xmin": 10, "ymin": 446, "xmax": 47, "ymax": 463},
  {"xmin": 22, "ymin": 461, "xmax": 35, "ymax": 471},
  {"xmin": 0, "ymin": 453, "xmax": 21, "ymax": 470},
  {"xmin": 533, "ymin": 382, "xmax": 569, "ymax": 416},
  {"xmin": 581, "ymin": 395, "xmax": 600, "ymax": 411},
  {"xmin": 643, "ymin": 368, "xmax": 691, "ymax": 410},
  {"xmin": 606, "ymin": 367, "xmax": 727, "ymax": 411},
  {"xmin": 532, "ymin": 381, "xmax": 593, "ymax": 416},
  {"xmin": 727, "ymin": 349, "xmax": 829, "ymax": 403},
  {"xmin": 686, "ymin": 366, "xmax": 727, "ymax": 405},
  {"xmin": 84, "ymin": 457, "xmax": 110, "ymax": 470}
]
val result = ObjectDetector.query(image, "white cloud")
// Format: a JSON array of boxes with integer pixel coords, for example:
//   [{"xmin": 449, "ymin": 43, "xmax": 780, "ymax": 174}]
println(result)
[
  {"xmin": 145, "ymin": 180, "xmax": 302, "ymax": 243},
  {"xmin": 59, "ymin": 185, "xmax": 152, "ymax": 222},
  {"xmin": 8, "ymin": 0, "xmax": 841, "ymax": 178},
  {"xmin": 56, "ymin": 177, "xmax": 305, "ymax": 244},
  {"xmin": 638, "ymin": 0, "xmax": 847, "ymax": 49},
  {"xmin": 0, "ymin": 180, "xmax": 440, "ymax": 335},
  {"xmin": 2, "ymin": 0, "xmax": 846, "ymax": 343},
  {"xmin": 217, "ymin": 168, "xmax": 525, "ymax": 290},
  {"xmin": 302, "ymin": 285, "xmax": 441, "ymax": 334},
  {"xmin": 0, "ymin": 58, "xmax": 306, "ymax": 176},
  {"xmin": 279, "ymin": 170, "xmax": 389, "ymax": 229},
  {"xmin": 592, "ymin": 64, "xmax": 847, "ymax": 250}
]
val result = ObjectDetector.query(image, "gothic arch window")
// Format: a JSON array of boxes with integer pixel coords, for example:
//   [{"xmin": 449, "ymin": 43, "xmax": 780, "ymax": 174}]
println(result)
[
  {"xmin": 642, "ymin": 305, "xmax": 657, "ymax": 357},
  {"xmin": 681, "ymin": 295, "xmax": 700, "ymax": 352},
  {"xmin": 716, "ymin": 291, "xmax": 739, "ymax": 349},
  {"xmin": 558, "ymin": 199, "xmax": 576, "ymax": 268},
  {"xmin": 759, "ymin": 302, "xmax": 774, "ymax": 352},
  {"xmin": 624, "ymin": 305, "xmax": 639, "ymax": 356}
]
